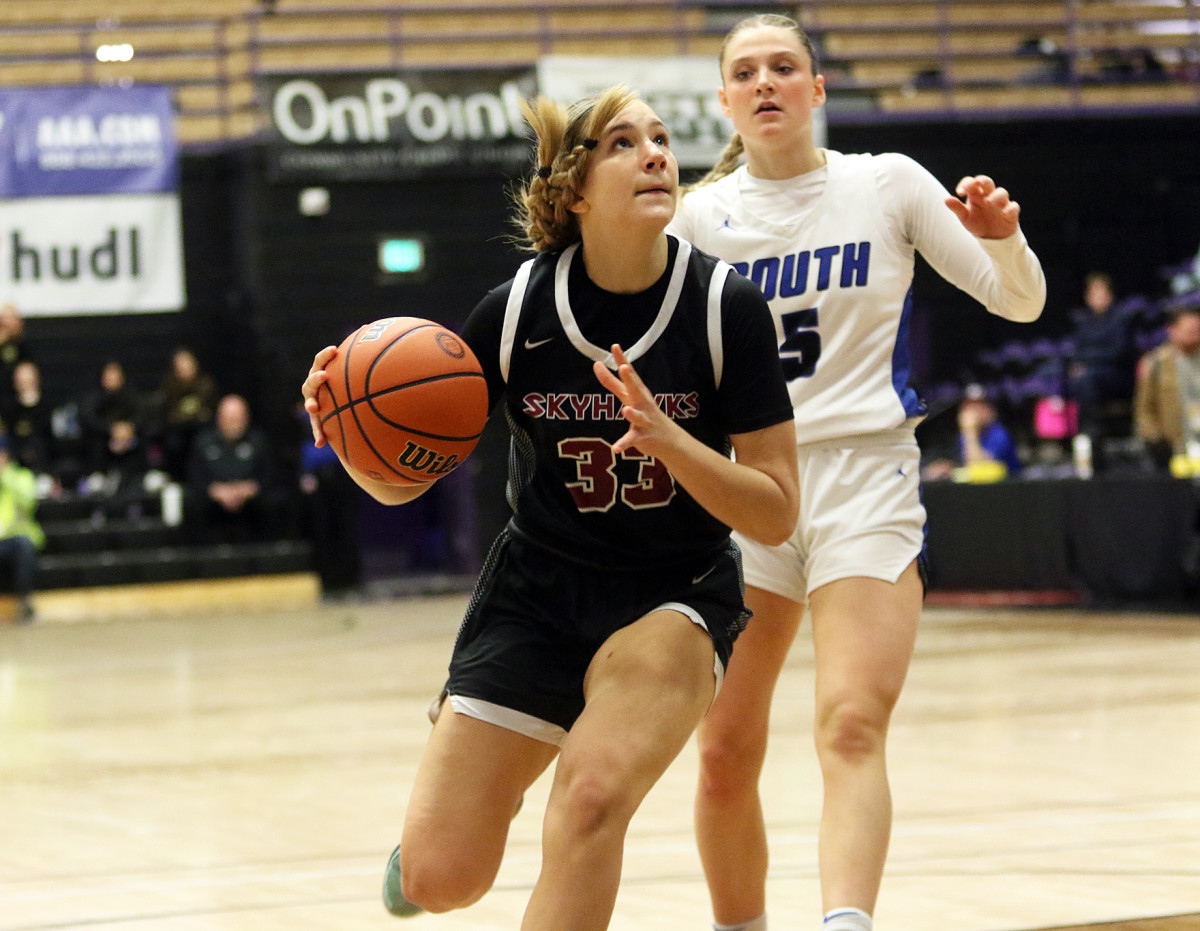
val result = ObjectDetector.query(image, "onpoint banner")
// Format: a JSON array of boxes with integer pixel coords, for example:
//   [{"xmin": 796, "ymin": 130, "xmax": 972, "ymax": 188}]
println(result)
[{"xmin": 259, "ymin": 68, "xmax": 538, "ymax": 181}]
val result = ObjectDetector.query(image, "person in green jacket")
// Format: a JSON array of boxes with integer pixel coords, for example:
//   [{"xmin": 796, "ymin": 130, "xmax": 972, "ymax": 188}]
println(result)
[{"xmin": 0, "ymin": 434, "xmax": 44, "ymax": 623}]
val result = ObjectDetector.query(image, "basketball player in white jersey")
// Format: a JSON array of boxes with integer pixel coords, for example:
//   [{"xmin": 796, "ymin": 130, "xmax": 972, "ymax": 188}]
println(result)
[
  {"xmin": 667, "ymin": 15, "xmax": 1046, "ymax": 931},
  {"xmin": 303, "ymin": 86, "xmax": 798, "ymax": 929}
]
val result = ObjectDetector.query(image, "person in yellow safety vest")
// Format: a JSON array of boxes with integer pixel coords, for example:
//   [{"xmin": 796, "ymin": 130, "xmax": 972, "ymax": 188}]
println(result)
[{"xmin": 0, "ymin": 434, "xmax": 45, "ymax": 623}]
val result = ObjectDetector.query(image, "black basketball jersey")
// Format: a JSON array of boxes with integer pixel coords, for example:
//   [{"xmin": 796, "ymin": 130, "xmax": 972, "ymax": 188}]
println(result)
[{"xmin": 460, "ymin": 234, "xmax": 792, "ymax": 569}]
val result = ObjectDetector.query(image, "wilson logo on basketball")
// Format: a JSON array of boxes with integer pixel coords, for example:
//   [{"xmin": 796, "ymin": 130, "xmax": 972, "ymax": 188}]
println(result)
[
  {"xmin": 397, "ymin": 441, "xmax": 462, "ymax": 477},
  {"xmin": 436, "ymin": 332, "xmax": 467, "ymax": 359},
  {"xmin": 358, "ymin": 318, "xmax": 397, "ymax": 342}
]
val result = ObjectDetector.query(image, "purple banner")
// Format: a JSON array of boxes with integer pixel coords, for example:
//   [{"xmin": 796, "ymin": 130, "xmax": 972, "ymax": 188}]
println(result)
[{"xmin": 0, "ymin": 86, "xmax": 178, "ymax": 197}]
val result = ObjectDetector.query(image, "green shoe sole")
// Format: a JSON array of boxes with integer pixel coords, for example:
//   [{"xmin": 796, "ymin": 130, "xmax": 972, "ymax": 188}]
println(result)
[{"xmin": 382, "ymin": 845, "xmax": 424, "ymax": 918}]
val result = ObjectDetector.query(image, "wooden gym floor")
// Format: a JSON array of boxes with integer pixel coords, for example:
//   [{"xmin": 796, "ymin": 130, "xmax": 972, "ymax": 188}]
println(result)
[{"xmin": 1, "ymin": 580, "xmax": 1198, "ymax": 930}]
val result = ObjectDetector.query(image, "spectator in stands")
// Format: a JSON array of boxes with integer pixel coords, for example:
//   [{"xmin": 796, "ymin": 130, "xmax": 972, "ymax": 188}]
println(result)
[
  {"xmin": 185, "ymin": 393, "xmax": 285, "ymax": 544},
  {"xmin": 1, "ymin": 360, "xmax": 56, "ymax": 487},
  {"xmin": 1099, "ymin": 47, "xmax": 1168, "ymax": 83},
  {"xmin": 0, "ymin": 303, "xmax": 32, "ymax": 414},
  {"xmin": 958, "ymin": 385, "xmax": 1022, "ymax": 474},
  {"xmin": 922, "ymin": 385, "xmax": 1023, "ymax": 481},
  {"xmin": 80, "ymin": 360, "xmax": 146, "ymax": 479},
  {"xmin": 155, "ymin": 347, "xmax": 217, "ymax": 481},
  {"xmin": 1015, "ymin": 35, "xmax": 1072, "ymax": 84},
  {"xmin": 1067, "ymin": 271, "xmax": 1137, "ymax": 442},
  {"xmin": 94, "ymin": 418, "xmax": 153, "ymax": 519},
  {"xmin": 0, "ymin": 435, "xmax": 44, "ymax": 623},
  {"xmin": 1133, "ymin": 303, "xmax": 1200, "ymax": 465}
]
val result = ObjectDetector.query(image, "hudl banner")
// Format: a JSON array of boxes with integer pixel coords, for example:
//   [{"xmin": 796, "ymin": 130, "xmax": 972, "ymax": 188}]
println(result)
[
  {"xmin": 0, "ymin": 86, "xmax": 184, "ymax": 315},
  {"xmin": 0, "ymin": 85, "xmax": 178, "ymax": 198},
  {"xmin": 1, "ymin": 195, "xmax": 185, "ymax": 316},
  {"xmin": 259, "ymin": 67, "xmax": 538, "ymax": 182}
]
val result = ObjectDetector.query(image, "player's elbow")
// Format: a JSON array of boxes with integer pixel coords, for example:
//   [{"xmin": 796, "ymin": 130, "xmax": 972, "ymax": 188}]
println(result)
[
  {"xmin": 1012, "ymin": 299, "xmax": 1045, "ymax": 323},
  {"xmin": 996, "ymin": 279, "xmax": 1047, "ymax": 324},
  {"xmin": 747, "ymin": 495, "xmax": 799, "ymax": 547},
  {"xmin": 990, "ymin": 301, "xmax": 1043, "ymax": 325},
  {"xmin": 753, "ymin": 524, "xmax": 794, "ymax": 547}
]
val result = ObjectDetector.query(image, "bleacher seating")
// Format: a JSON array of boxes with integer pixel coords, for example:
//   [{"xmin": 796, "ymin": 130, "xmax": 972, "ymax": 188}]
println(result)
[
  {"xmin": 0, "ymin": 0, "xmax": 1196, "ymax": 145},
  {"xmin": 33, "ymin": 488, "xmax": 312, "ymax": 591},
  {"xmin": 920, "ymin": 277, "xmax": 1197, "ymax": 482}
]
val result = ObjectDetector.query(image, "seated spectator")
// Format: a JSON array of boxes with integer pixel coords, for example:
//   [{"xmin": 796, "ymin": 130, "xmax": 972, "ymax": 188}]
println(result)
[
  {"xmin": 185, "ymin": 394, "xmax": 287, "ymax": 544},
  {"xmin": 95, "ymin": 419, "xmax": 154, "ymax": 519},
  {"xmin": 0, "ymin": 303, "xmax": 32, "ymax": 414},
  {"xmin": 1016, "ymin": 35, "xmax": 1072, "ymax": 85},
  {"xmin": 0, "ymin": 435, "xmax": 44, "ymax": 623},
  {"xmin": 923, "ymin": 385, "xmax": 1022, "ymax": 482},
  {"xmin": 155, "ymin": 347, "xmax": 217, "ymax": 481},
  {"xmin": 1067, "ymin": 271, "xmax": 1137, "ymax": 441},
  {"xmin": 80, "ymin": 360, "xmax": 146, "ymax": 478},
  {"xmin": 1099, "ymin": 47, "xmax": 1168, "ymax": 83},
  {"xmin": 1, "ymin": 360, "xmax": 57, "ymax": 487},
  {"xmin": 1133, "ymin": 303, "xmax": 1200, "ymax": 466}
]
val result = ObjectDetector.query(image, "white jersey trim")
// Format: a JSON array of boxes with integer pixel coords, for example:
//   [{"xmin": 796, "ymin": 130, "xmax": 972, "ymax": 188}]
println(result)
[
  {"xmin": 707, "ymin": 261, "xmax": 731, "ymax": 390},
  {"xmin": 554, "ymin": 237, "xmax": 693, "ymax": 369},
  {"xmin": 499, "ymin": 258, "xmax": 536, "ymax": 383},
  {"xmin": 499, "ymin": 238, "xmax": 728, "ymax": 394}
]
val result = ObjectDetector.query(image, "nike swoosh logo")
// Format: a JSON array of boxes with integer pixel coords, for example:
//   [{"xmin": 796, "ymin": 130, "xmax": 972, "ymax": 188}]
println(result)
[
  {"xmin": 692, "ymin": 566, "xmax": 715, "ymax": 585},
  {"xmin": 524, "ymin": 337, "xmax": 554, "ymax": 350}
]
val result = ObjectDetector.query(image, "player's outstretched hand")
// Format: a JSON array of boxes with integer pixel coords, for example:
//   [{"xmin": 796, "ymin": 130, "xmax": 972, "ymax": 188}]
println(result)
[
  {"xmin": 302, "ymin": 345, "xmax": 338, "ymax": 447},
  {"xmin": 945, "ymin": 175, "xmax": 1021, "ymax": 240},
  {"xmin": 593, "ymin": 344, "xmax": 680, "ymax": 457}
]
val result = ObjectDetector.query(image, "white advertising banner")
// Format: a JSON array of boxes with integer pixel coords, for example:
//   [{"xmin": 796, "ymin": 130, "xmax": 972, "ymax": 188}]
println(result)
[
  {"xmin": 0, "ymin": 194, "xmax": 185, "ymax": 315},
  {"xmin": 536, "ymin": 56, "xmax": 827, "ymax": 170}
]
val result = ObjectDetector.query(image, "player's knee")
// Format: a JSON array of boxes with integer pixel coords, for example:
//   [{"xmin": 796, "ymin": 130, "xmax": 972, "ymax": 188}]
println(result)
[
  {"xmin": 554, "ymin": 765, "xmax": 633, "ymax": 843},
  {"xmin": 816, "ymin": 699, "xmax": 888, "ymax": 763},
  {"xmin": 401, "ymin": 845, "xmax": 492, "ymax": 913},
  {"xmin": 698, "ymin": 724, "xmax": 766, "ymax": 799}
]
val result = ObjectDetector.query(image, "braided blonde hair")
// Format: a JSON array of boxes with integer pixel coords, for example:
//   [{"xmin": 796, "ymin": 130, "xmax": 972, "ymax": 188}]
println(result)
[
  {"xmin": 689, "ymin": 14, "xmax": 821, "ymax": 191},
  {"xmin": 512, "ymin": 85, "xmax": 641, "ymax": 253}
]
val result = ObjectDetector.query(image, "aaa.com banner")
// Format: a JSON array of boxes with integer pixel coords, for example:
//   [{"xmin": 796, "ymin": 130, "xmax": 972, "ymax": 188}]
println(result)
[
  {"xmin": 0, "ymin": 195, "xmax": 185, "ymax": 315},
  {"xmin": 0, "ymin": 86, "xmax": 178, "ymax": 197},
  {"xmin": 259, "ymin": 67, "xmax": 538, "ymax": 182}
]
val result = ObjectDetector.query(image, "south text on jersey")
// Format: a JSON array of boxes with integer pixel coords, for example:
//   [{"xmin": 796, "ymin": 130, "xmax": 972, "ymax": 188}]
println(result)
[{"xmin": 732, "ymin": 241, "xmax": 871, "ymax": 301}]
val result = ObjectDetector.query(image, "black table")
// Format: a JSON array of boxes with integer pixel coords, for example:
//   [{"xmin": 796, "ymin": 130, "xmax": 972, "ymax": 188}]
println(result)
[{"xmin": 922, "ymin": 474, "xmax": 1200, "ymax": 603}]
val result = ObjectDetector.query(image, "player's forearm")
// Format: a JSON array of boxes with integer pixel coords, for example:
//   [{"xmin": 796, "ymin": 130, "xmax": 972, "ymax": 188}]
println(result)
[
  {"xmin": 977, "ymin": 229, "xmax": 1046, "ymax": 323},
  {"xmin": 656, "ymin": 423, "xmax": 798, "ymax": 545},
  {"xmin": 344, "ymin": 462, "xmax": 433, "ymax": 505}
]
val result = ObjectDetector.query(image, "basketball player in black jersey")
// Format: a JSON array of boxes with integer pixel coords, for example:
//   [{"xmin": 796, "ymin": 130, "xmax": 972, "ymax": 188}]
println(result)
[{"xmin": 302, "ymin": 86, "xmax": 798, "ymax": 930}]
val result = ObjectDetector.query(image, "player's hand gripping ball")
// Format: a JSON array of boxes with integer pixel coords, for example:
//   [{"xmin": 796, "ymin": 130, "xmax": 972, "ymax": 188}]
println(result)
[{"xmin": 316, "ymin": 317, "xmax": 488, "ymax": 485}]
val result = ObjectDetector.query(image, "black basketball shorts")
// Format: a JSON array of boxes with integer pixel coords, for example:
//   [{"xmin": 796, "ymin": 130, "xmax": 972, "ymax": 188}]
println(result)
[{"xmin": 443, "ymin": 525, "xmax": 750, "ymax": 744}]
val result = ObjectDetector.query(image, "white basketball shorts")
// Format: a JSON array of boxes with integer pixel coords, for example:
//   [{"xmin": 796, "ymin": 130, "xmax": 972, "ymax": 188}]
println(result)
[{"xmin": 736, "ymin": 428, "xmax": 927, "ymax": 603}]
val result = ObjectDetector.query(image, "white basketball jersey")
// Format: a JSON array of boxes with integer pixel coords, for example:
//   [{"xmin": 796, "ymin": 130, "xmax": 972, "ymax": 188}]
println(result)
[{"xmin": 671, "ymin": 150, "xmax": 1045, "ymax": 446}]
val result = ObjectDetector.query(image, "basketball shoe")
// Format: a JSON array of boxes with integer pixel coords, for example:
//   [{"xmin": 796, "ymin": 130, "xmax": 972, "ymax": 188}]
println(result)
[{"xmin": 382, "ymin": 845, "xmax": 424, "ymax": 917}]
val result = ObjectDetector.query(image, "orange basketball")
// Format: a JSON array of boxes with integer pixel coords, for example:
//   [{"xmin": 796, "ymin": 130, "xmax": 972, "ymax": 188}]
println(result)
[{"xmin": 317, "ymin": 317, "xmax": 489, "ymax": 485}]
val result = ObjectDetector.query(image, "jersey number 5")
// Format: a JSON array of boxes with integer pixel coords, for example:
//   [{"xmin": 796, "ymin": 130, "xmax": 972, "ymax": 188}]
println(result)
[
  {"xmin": 780, "ymin": 307, "xmax": 821, "ymax": 380},
  {"xmin": 558, "ymin": 438, "xmax": 676, "ymax": 512}
]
